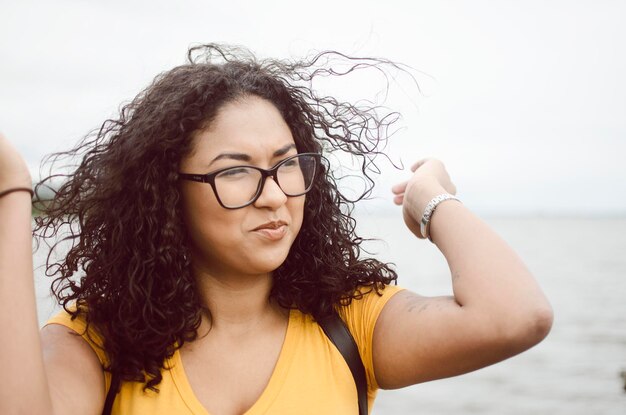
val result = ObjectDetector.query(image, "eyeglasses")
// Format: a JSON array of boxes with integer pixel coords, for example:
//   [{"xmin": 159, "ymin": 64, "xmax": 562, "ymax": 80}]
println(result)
[{"xmin": 179, "ymin": 152, "xmax": 320, "ymax": 209}]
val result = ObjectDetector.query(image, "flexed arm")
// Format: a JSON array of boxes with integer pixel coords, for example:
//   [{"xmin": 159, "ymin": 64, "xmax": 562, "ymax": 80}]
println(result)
[
  {"xmin": 372, "ymin": 158, "xmax": 553, "ymax": 389},
  {"xmin": 0, "ymin": 134, "xmax": 104, "ymax": 415}
]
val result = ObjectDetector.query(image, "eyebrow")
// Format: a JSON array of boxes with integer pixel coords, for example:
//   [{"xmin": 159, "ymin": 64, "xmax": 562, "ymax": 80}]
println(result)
[{"xmin": 208, "ymin": 143, "xmax": 297, "ymax": 167}]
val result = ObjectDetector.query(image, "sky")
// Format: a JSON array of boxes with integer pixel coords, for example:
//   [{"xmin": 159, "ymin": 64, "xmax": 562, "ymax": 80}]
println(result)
[{"xmin": 1, "ymin": 0, "xmax": 624, "ymax": 216}]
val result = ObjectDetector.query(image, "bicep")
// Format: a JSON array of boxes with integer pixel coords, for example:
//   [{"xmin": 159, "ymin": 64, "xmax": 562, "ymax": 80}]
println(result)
[
  {"xmin": 372, "ymin": 289, "xmax": 520, "ymax": 389},
  {"xmin": 40, "ymin": 323, "xmax": 106, "ymax": 415}
]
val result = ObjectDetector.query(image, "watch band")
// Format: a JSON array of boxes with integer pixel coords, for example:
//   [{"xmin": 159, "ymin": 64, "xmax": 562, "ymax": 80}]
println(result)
[{"xmin": 419, "ymin": 194, "xmax": 461, "ymax": 242}]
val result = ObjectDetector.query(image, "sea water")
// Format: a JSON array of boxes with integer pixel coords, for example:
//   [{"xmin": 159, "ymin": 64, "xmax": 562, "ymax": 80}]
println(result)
[
  {"xmin": 356, "ymin": 214, "xmax": 626, "ymax": 415},
  {"xmin": 33, "ymin": 215, "xmax": 626, "ymax": 414}
]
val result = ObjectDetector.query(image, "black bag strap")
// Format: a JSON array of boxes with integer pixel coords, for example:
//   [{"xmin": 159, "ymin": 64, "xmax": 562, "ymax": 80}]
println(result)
[
  {"xmin": 102, "ymin": 370, "xmax": 120, "ymax": 415},
  {"xmin": 317, "ymin": 311, "xmax": 368, "ymax": 415},
  {"xmin": 102, "ymin": 311, "xmax": 368, "ymax": 415}
]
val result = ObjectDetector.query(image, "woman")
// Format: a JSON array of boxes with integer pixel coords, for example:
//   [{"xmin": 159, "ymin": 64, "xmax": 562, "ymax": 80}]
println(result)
[{"xmin": 0, "ymin": 44, "xmax": 553, "ymax": 414}]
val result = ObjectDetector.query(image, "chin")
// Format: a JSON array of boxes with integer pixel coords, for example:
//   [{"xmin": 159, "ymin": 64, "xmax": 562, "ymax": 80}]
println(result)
[
  {"xmin": 259, "ymin": 255, "xmax": 290, "ymax": 273},
  {"xmin": 249, "ymin": 249, "xmax": 290, "ymax": 274}
]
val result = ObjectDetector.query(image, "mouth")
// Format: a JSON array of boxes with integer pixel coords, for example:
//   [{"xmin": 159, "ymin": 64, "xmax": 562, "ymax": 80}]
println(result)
[
  {"xmin": 252, "ymin": 220, "xmax": 289, "ymax": 241},
  {"xmin": 252, "ymin": 220, "xmax": 288, "ymax": 231}
]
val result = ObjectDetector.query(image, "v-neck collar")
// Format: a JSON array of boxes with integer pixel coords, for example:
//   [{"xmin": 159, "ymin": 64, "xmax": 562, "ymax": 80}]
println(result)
[{"xmin": 169, "ymin": 309, "xmax": 298, "ymax": 415}]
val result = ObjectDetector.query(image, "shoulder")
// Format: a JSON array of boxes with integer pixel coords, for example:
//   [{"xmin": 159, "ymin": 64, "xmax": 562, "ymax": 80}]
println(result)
[
  {"xmin": 335, "ymin": 284, "xmax": 406, "ymax": 390},
  {"xmin": 337, "ymin": 284, "xmax": 406, "ymax": 327},
  {"xmin": 40, "ymin": 306, "xmax": 107, "ymax": 413},
  {"xmin": 43, "ymin": 304, "xmax": 109, "ymax": 366}
]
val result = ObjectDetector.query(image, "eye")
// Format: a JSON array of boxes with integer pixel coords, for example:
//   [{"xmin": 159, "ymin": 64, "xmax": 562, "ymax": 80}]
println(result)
[
  {"xmin": 276, "ymin": 154, "xmax": 302, "ymax": 169},
  {"xmin": 282, "ymin": 158, "xmax": 300, "ymax": 167},
  {"xmin": 217, "ymin": 167, "xmax": 251, "ymax": 178}
]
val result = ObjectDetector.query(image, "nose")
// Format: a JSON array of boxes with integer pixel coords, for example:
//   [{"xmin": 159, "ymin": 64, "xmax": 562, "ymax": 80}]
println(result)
[{"xmin": 253, "ymin": 176, "xmax": 287, "ymax": 209}]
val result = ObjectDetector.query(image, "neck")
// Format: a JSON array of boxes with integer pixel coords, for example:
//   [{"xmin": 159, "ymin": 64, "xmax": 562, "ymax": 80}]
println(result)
[{"xmin": 191, "ymin": 263, "xmax": 286, "ymax": 335}]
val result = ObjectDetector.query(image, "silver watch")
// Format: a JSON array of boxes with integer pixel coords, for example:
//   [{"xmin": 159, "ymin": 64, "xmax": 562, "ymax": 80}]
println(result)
[{"xmin": 419, "ymin": 194, "xmax": 461, "ymax": 242}]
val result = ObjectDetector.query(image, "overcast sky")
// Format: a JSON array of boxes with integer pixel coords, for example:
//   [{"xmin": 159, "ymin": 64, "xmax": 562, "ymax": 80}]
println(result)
[{"xmin": 1, "ymin": 0, "xmax": 624, "ymax": 216}]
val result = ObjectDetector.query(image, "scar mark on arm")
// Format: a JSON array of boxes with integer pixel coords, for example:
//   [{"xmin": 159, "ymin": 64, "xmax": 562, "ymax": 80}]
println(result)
[
  {"xmin": 404, "ymin": 294, "xmax": 430, "ymax": 314},
  {"xmin": 408, "ymin": 302, "xmax": 430, "ymax": 313}
]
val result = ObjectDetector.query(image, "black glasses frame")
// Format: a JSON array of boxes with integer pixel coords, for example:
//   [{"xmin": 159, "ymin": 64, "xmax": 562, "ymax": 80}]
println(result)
[{"xmin": 179, "ymin": 152, "xmax": 321, "ymax": 209}]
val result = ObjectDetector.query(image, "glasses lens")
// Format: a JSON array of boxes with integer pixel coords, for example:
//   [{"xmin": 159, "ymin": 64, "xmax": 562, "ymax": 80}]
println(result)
[
  {"xmin": 214, "ymin": 167, "xmax": 263, "ymax": 208},
  {"xmin": 277, "ymin": 154, "xmax": 317, "ymax": 196},
  {"xmin": 213, "ymin": 154, "xmax": 318, "ymax": 208}
]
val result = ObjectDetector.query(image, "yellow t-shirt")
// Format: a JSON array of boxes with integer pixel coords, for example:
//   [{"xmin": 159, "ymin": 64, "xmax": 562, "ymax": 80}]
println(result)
[{"xmin": 45, "ymin": 285, "xmax": 404, "ymax": 414}]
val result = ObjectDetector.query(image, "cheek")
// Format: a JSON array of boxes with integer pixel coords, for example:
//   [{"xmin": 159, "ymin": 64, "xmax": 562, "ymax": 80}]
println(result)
[
  {"xmin": 181, "ymin": 186, "xmax": 207, "ymax": 230},
  {"xmin": 181, "ymin": 185, "xmax": 240, "ymax": 246},
  {"xmin": 289, "ymin": 197, "xmax": 306, "ymax": 234}
]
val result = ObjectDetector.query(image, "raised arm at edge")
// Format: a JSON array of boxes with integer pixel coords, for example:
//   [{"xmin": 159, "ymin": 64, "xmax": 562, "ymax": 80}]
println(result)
[{"xmin": 0, "ymin": 192, "xmax": 54, "ymax": 414}]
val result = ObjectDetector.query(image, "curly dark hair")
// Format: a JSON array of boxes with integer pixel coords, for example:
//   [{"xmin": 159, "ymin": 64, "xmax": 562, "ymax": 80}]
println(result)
[{"xmin": 34, "ymin": 43, "xmax": 405, "ymax": 392}]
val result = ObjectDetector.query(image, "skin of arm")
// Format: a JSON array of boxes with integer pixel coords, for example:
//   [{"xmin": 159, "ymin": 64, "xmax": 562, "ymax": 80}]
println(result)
[
  {"xmin": 372, "ymin": 158, "xmax": 553, "ymax": 389},
  {"xmin": 0, "ymin": 134, "xmax": 104, "ymax": 415},
  {"xmin": 0, "ymin": 191, "xmax": 54, "ymax": 415},
  {"xmin": 41, "ymin": 324, "xmax": 106, "ymax": 415}
]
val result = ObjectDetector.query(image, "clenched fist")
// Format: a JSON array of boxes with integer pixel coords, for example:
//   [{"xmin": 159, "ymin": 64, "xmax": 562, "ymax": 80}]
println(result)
[{"xmin": 391, "ymin": 158, "xmax": 457, "ymax": 239}]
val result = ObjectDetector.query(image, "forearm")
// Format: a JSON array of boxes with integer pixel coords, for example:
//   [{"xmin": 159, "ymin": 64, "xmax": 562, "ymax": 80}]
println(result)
[
  {"xmin": 0, "ymin": 192, "xmax": 53, "ymax": 414},
  {"xmin": 419, "ymin": 184, "xmax": 553, "ymax": 337}
]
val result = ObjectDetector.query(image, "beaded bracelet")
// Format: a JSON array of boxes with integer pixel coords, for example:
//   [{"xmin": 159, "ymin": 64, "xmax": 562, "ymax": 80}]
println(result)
[
  {"xmin": 0, "ymin": 187, "xmax": 34, "ymax": 199},
  {"xmin": 419, "ymin": 194, "xmax": 461, "ymax": 242}
]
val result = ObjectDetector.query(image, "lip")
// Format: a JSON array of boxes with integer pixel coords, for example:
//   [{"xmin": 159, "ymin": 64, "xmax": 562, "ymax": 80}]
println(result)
[
  {"xmin": 252, "ymin": 220, "xmax": 288, "ymax": 231},
  {"xmin": 252, "ymin": 220, "xmax": 289, "ymax": 241}
]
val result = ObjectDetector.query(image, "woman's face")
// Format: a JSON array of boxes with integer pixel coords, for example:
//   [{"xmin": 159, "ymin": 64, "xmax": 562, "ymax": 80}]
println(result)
[{"xmin": 179, "ymin": 96, "xmax": 305, "ymax": 279}]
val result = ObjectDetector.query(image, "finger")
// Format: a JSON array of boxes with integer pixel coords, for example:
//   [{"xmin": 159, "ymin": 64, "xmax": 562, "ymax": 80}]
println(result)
[
  {"xmin": 391, "ymin": 181, "xmax": 408, "ymax": 194},
  {"xmin": 410, "ymin": 158, "xmax": 431, "ymax": 172},
  {"xmin": 450, "ymin": 183, "xmax": 457, "ymax": 195},
  {"xmin": 393, "ymin": 194, "xmax": 404, "ymax": 205}
]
